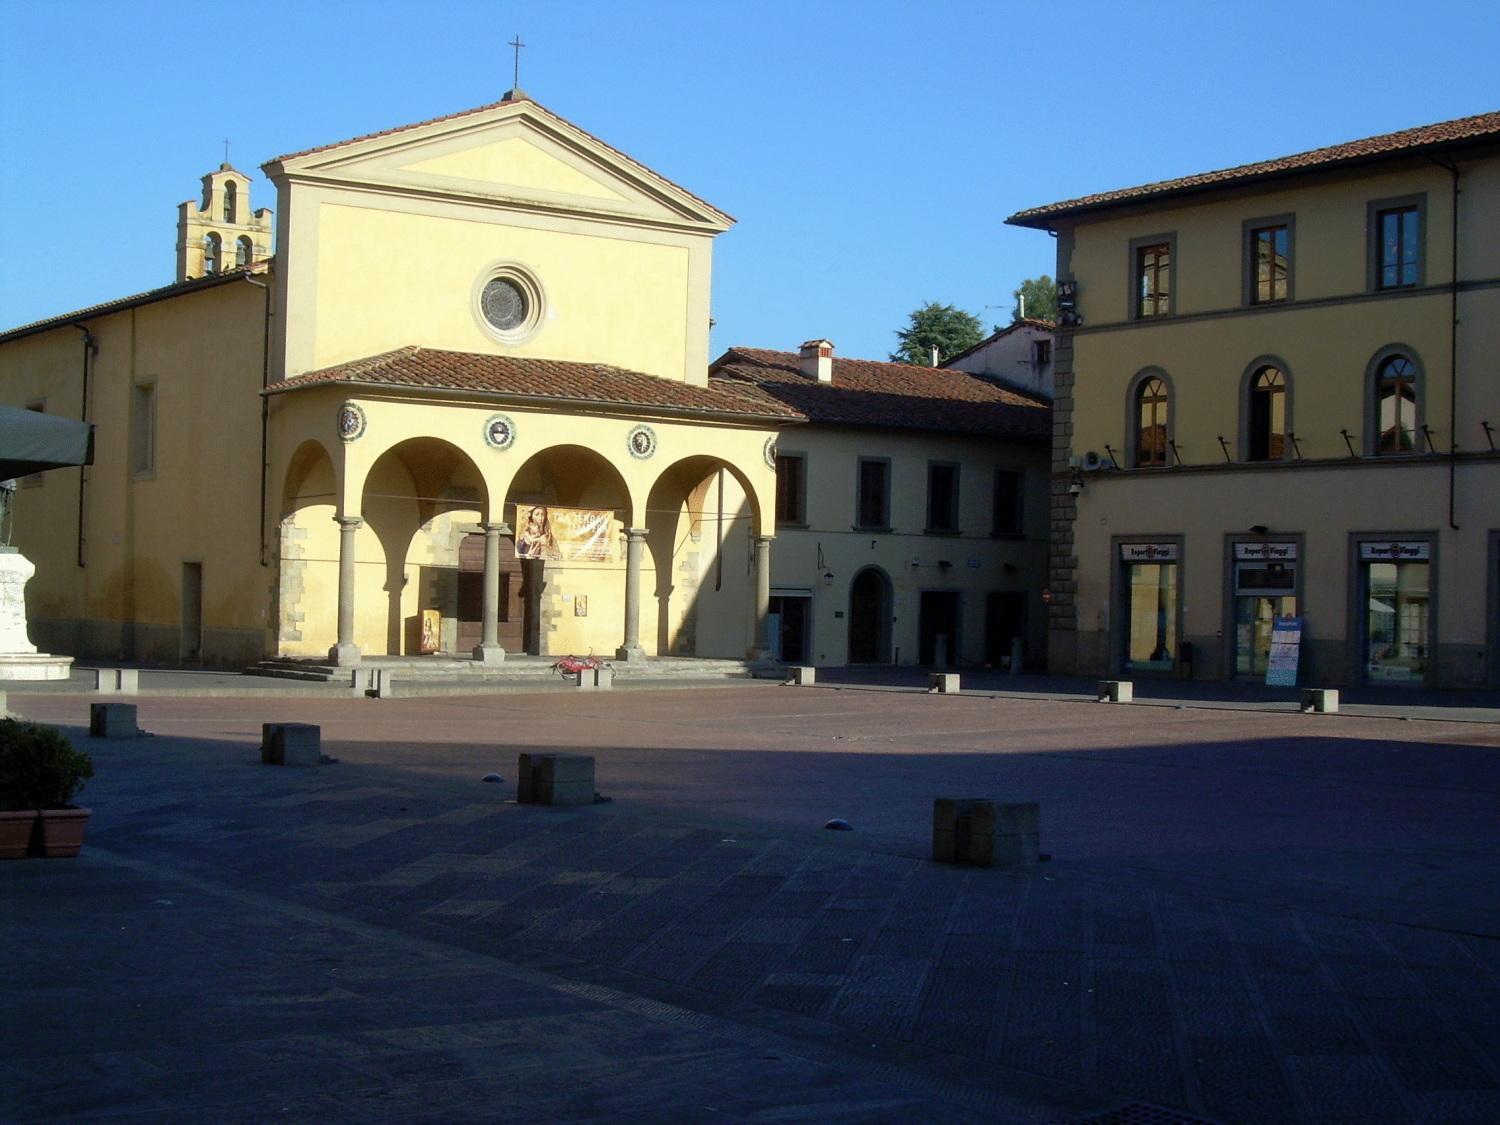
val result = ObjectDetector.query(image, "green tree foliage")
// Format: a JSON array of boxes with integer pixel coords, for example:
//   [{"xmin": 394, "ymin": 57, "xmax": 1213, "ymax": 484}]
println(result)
[
  {"xmin": 890, "ymin": 302, "xmax": 985, "ymax": 366},
  {"xmin": 1012, "ymin": 275, "xmax": 1059, "ymax": 323}
]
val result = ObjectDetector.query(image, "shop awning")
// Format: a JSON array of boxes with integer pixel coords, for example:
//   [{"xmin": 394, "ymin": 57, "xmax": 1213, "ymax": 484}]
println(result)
[{"xmin": 0, "ymin": 406, "xmax": 94, "ymax": 478}]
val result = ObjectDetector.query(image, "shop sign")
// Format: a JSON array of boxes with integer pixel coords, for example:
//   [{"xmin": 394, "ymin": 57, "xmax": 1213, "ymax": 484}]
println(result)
[
  {"xmin": 1265, "ymin": 615, "xmax": 1303, "ymax": 687},
  {"xmin": 1234, "ymin": 542, "xmax": 1297, "ymax": 561},
  {"xmin": 1120, "ymin": 542, "xmax": 1177, "ymax": 562},
  {"xmin": 1358, "ymin": 541, "xmax": 1430, "ymax": 562}
]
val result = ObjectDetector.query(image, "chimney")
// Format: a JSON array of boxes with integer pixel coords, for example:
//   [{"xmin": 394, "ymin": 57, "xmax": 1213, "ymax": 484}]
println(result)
[{"xmin": 799, "ymin": 339, "xmax": 834, "ymax": 384}]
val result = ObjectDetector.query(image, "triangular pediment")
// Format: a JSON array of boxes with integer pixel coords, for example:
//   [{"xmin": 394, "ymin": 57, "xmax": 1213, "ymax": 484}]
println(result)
[{"xmin": 265, "ymin": 97, "xmax": 732, "ymax": 233}]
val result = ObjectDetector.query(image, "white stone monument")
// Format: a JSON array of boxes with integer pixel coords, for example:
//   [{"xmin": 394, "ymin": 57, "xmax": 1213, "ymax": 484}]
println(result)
[{"xmin": 0, "ymin": 549, "xmax": 72, "ymax": 680}]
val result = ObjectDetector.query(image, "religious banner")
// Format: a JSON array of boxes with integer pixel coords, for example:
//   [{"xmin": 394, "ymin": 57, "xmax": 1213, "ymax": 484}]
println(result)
[
  {"xmin": 513, "ymin": 504, "xmax": 618, "ymax": 562},
  {"xmin": 1265, "ymin": 615, "xmax": 1303, "ymax": 687}
]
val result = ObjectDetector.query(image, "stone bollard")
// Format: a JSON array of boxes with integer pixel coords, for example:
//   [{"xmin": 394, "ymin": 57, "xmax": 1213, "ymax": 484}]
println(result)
[
  {"xmin": 89, "ymin": 703, "xmax": 139, "ymax": 739},
  {"xmin": 573, "ymin": 670, "xmax": 596, "ymax": 690},
  {"xmin": 93, "ymin": 669, "xmax": 115, "ymax": 694},
  {"xmin": 517, "ymin": 752, "xmax": 596, "ymax": 806},
  {"xmin": 350, "ymin": 669, "xmax": 371, "ymax": 697},
  {"xmin": 593, "ymin": 666, "xmax": 614, "ymax": 690},
  {"xmin": 94, "ymin": 668, "xmax": 137, "ymax": 694},
  {"xmin": 1097, "ymin": 679, "xmax": 1133, "ymax": 703},
  {"xmin": 371, "ymin": 669, "xmax": 395, "ymax": 698},
  {"xmin": 791, "ymin": 666, "xmax": 816, "ymax": 686},
  {"xmin": 261, "ymin": 722, "xmax": 321, "ymax": 767},
  {"xmin": 933, "ymin": 798, "xmax": 1040, "ymax": 868},
  {"xmin": 0, "ymin": 689, "xmax": 7, "ymax": 717},
  {"xmin": 1300, "ymin": 688, "xmax": 1339, "ymax": 714},
  {"xmin": 930, "ymin": 672, "xmax": 961, "ymax": 694}
]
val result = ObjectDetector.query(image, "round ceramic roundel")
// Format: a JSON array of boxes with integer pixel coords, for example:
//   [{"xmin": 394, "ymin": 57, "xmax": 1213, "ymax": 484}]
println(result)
[
  {"xmin": 483, "ymin": 413, "xmax": 517, "ymax": 451},
  {"xmin": 480, "ymin": 277, "xmax": 528, "ymax": 332},
  {"xmin": 763, "ymin": 436, "xmax": 778, "ymax": 468},
  {"xmin": 627, "ymin": 424, "xmax": 657, "ymax": 460},
  {"xmin": 337, "ymin": 402, "xmax": 366, "ymax": 443}
]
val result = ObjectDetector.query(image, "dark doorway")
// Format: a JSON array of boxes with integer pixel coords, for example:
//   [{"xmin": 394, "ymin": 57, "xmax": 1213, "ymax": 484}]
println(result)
[
  {"xmin": 848, "ymin": 568, "xmax": 891, "ymax": 663},
  {"xmin": 985, "ymin": 591, "xmax": 1026, "ymax": 667},
  {"xmin": 458, "ymin": 533, "xmax": 528, "ymax": 654},
  {"xmin": 768, "ymin": 594, "xmax": 810, "ymax": 663},
  {"xmin": 918, "ymin": 590, "xmax": 960, "ymax": 666}
]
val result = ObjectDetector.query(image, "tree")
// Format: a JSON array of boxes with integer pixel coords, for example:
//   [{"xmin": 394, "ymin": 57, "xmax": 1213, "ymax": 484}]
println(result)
[
  {"xmin": 890, "ymin": 302, "xmax": 984, "ymax": 366},
  {"xmin": 1011, "ymin": 275, "xmax": 1059, "ymax": 323}
]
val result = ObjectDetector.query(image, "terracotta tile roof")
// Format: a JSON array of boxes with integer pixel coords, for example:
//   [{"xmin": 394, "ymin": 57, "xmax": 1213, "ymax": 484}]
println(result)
[
  {"xmin": 268, "ymin": 92, "xmax": 733, "ymax": 226},
  {"xmin": 273, "ymin": 346, "xmax": 801, "ymax": 422},
  {"xmin": 0, "ymin": 264, "xmax": 265, "ymax": 344},
  {"xmin": 1008, "ymin": 108, "xmax": 1500, "ymax": 227},
  {"xmin": 708, "ymin": 348, "xmax": 1049, "ymax": 441}
]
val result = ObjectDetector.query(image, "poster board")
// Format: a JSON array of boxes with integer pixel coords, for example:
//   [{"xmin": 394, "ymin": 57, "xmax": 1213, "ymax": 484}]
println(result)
[
  {"xmin": 513, "ymin": 504, "xmax": 618, "ymax": 561},
  {"xmin": 1265, "ymin": 615, "xmax": 1303, "ymax": 687}
]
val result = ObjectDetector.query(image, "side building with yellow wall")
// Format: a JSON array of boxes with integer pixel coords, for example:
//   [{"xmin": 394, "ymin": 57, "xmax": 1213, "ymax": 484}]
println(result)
[
  {"xmin": 711, "ymin": 342, "xmax": 1051, "ymax": 668},
  {"xmin": 0, "ymin": 91, "xmax": 791, "ymax": 668},
  {"xmin": 1008, "ymin": 109, "xmax": 1500, "ymax": 689}
]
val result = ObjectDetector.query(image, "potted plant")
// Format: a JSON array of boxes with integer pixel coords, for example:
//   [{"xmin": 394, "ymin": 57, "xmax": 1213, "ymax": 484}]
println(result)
[{"xmin": 0, "ymin": 719, "xmax": 93, "ymax": 858}]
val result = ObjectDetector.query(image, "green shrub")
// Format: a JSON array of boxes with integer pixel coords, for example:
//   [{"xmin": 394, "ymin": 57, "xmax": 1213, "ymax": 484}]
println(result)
[{"xmin": 0, "ymin": 719, "xmax": 93, "ymax": 810}]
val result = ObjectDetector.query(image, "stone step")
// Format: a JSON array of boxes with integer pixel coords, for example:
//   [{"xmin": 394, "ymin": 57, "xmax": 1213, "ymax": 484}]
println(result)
[{"xmin": 245, "ymin": 656, "xmax": 764, "ymax": 683}]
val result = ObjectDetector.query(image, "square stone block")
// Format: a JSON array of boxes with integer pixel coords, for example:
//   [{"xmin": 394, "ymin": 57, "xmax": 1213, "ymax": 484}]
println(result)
[
  {"xmin": 791, "ymin": 666, "xmax": 816, "ymax": 686},
  {"xmin": 573, "ymin": 670, "xmax": 595, "ymax": 690},
  {"xmin": 89, "ymin": 703, "xmax": 138, "ymax": 739},
  {"xmin": 536, "ymin": 778, "xmax": 596, "ymax": 806},
  {"xmin": 518, "ymin": 752, "xmax": 596, "ymax": 805},
  {"xmin": 930, "ymin": 673, "xmax": 961, "ymax": 694},
  {"xmin": 996, "ymin": 802, "xmax": 1039, "ymax": 836},
  {"xmin": 1300, "ymin": 688, "xmax": 1339, "ymax": 714},
  {"xmin": 1097, "ymin": 679, "xmax": 1133, "ymax": 703},
  {"xmin": 371, "ymin": 669, "xmax": 395, "ymax": 698},
  {"xmin": 995, "ymin": 832, "xmax": 1041, "ymax": 866},
  {"xmin": 593, "ymin": 667, "xmax": 614, "ymax": 690},
  {"xmin": 261, "ymin": 722, "xmax": 321, "ymax": 767},
  {"xmin": 933, "ymin": 798, "xmax": 1039, "ymax": 868}
]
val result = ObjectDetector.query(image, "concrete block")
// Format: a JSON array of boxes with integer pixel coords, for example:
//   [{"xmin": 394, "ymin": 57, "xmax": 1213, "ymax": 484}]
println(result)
[
  {"xmin": 1300, "ymin": 688, "xmax": 1339, "ymax": 714},
  {"xmin": 1097, "ymin": 679, "xmax": 1133, "ymax": 703},
  {"xmin": 573, "ymin": 670, "xmax": 595, "ymax": 690},
  {"xmin": 116, "ymin": 669, "xmax": 139, "ymax": 694},
  {"xmin": 930, "ymin": 672, "xmax": 961, "ymax": 694},
  {"xmin": 933, "ymin": 798, "xmax": 1040, "ymax": 868},
  {"xmin": 89, "ymin": 703, "xmax": 138, "ymax": 739},
  {"xmin": 371, "ymin": 669, "xmax": 395, "ymax": 698},
  {"xmin": 94, "ymin": 669, "xmax": 114, "ymax": 693},
  {"xmin": 518, "ymin": 752, "xmax": 596, "ymax": 806},
  {"xmin": 791, "ymin": 666, "xmax": 816, "ymax": 686},
  {"xmin": 350, "ymin": 669, "xmax": 371, "ymax": 696},
  {"xmin": 261, "ymin": 722, "xmax": 321, "ymax": 767},
  {"xmin": 593, "ymin": 666, "xmax": 614, "ymax": 690}
]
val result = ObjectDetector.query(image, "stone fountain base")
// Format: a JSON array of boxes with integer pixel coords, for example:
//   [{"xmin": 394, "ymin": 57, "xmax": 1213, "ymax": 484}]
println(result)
[{"xmin": 0, "ymin": 548, "xmax": 73, "ymax": 681}]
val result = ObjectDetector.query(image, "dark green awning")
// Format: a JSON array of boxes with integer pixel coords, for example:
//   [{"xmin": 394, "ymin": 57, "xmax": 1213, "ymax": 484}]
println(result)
[{"xmin": 0, "ymin": 406, "xmax": 94, "ymax": 478}]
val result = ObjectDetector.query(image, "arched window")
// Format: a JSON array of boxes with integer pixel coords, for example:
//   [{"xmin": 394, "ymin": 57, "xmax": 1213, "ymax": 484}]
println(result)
[
  {"xmin": 223, "ymin": 181, "xmax": 237, "ymax": 223},
  {"xmin": 1134, "ymin": 375, "xmax": 1169, "ymax": 467},
  {"xmin": 235, "ymin": 236, "xmax": 253, "ymax": 268},
  {"xmin": 1375, "ymin": 354, "xmax": 1418, "ymax": 454},
  {"xmin": 1246, "ymin": 366, "xmax": 1286, "ymax": 461},
  {"xmin": 202, "ymin": 232, "xmax": 221, "ymax": 275}
]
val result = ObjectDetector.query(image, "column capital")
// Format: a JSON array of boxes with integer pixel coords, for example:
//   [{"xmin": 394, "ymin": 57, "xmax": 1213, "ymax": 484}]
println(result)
[
  {"xmin": 754, "ymin": 533, "xmax": 775, "ymax": 547},
  {"xmin": 624, "ymin": 527, "xmax": 649, "ymax": 542},
  {"xmin": 335, "ymin": 515, "xmax": 363, "ymax": 531},
  {"xmin": 482, "ymin": 522, "xmax": 510, "ymax": 535}
]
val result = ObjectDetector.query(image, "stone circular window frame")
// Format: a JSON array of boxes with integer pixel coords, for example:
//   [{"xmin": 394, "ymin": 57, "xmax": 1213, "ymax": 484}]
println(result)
[
  {"xmin": 626, "ymin": 424, "xmax": 658, "ymax": 460},
  {"xmin": 483, "ymin": 413, "xmax": 518, "ymax": 451},
  {"xmin": 472, "ymin": 262, "xmax": 545, "ymax": 345}
]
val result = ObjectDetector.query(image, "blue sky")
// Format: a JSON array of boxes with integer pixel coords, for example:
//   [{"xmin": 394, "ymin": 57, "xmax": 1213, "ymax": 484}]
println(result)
[{"xmin": 2, "ymin": 0, "xmax": 1497, "ymax": 361}]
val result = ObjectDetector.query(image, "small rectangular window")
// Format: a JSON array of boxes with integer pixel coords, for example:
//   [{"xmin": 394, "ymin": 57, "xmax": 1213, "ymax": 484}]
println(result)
[
  {"xmin": 1033, "ymin": 339, "xmax": 1051, "ymax": 367},
  {"xmin": 1249, "ymin": 223, "xmax": 1289, "ymax": 303},
  {"xmin": 1377, "ymin": 206, "xmax": 1420, "ymax": 289},
  {"xmin": 21, "ymin": 400, "xmax": 46, "ymax": 488},
  {"xmin": 992, "ymin": 469, "xmax": 1022, "ymax": 535},
  {"xmin": 856, "ymin": 458, "xmax": 890, "ymax": 530},
  {"xmin": 926, "ymin": 462, "xmax": 959, "ymax": 533},
  {"xmin": 1135, "ymin": 241, "xmax": 1171, "ymax": 317},
  {"xmin": 775, "ymin": 453, "xmax": 806, "ymax": 526},
  {"xmin": 131, "ymin": 382, "xmax": 155, "ymax": 476}
]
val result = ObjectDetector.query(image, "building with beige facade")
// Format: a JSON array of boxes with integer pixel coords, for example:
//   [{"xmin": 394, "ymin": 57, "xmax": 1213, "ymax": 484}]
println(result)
[
  {"xmin": 711, "ymin": 342, "xmax": 1050, "ymax": 668},
  {"xmin": 0, "ymin": 92, "xmax": 794, "ymax": 668},
  {"xmin": 1008, "ymin": 109, "xmax": 1500, "ymax": 689}
]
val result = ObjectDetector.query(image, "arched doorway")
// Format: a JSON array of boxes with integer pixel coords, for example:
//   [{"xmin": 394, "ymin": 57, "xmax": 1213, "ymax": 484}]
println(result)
[{"xmin": 848, "ymin": 567, "xmax": 892, "ymax": 663}]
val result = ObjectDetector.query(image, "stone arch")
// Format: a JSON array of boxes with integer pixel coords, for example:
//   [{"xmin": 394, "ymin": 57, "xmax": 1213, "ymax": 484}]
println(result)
[
  {"xmin": 1363, "ymin": 343, "xmax": 1426, "ymax": 456},
  {"xmin": 1238, "ymin": 354, "xmax": 1294, "ymax": 462},
  {"xmin": 275, "ymin": 439, "xmax": 339, "ymax": 657},
  {"xmin": 1124, "ymin": 365, "xmax": 1175, "ymax": 468},
  {"xmin": 644, "ymin": 454, "xmax": 759, "ymax": 658}
]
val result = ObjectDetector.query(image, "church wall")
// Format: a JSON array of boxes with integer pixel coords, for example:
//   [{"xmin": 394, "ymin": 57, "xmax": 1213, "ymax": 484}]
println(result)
[
  {"xmin": 1, "ymin": 282, "xmax": 269, "ymax": 665},
  {"xmin": 275, "ymin": 186, "xmax": 712, "ymax": 385}
]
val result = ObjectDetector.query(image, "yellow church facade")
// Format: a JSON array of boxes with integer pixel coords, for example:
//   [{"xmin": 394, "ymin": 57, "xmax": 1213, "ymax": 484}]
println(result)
[{"xmin": 0, "ymin": 93, "xmax": 791, "ymax": 668}]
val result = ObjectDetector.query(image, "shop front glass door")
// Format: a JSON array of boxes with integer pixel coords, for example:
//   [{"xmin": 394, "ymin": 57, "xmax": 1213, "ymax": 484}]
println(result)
[
  {"xmin": 1235, "ymin": 595, "xmax": 1296, "ymax": 677},
  {"xmin": 1124, "ymin": 562, "xmax": 1177, "ymax": 672},
  {"xmin": 1365, "ymin": 561, "xmax": 1429, "ymax": 682}
]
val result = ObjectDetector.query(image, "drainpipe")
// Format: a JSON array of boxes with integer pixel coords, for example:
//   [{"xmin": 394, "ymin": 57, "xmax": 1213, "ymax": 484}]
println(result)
[
  {"xmin": 242, "ymin": 271, "xmax": 273, "ymax": 564},
  {"xmin": 73, "ymin": 325, "xmax": 97, "ymax": 567},
  {"xmin": 1429, "ymin": 153, "xmax": 1460, "ymax": 530}
]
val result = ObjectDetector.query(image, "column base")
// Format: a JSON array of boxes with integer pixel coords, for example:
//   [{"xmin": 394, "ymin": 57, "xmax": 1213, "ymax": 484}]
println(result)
[
  {"xmin": 614, "ymin": 644, "xmax": 647, "ymax": 662},
  {"xmin": 327, "ymin": 643, "xmax": 363, "ymax": 667},
  {"xmin": 472, "ymin": 644, "xmax": 507, "ymax": 665}
]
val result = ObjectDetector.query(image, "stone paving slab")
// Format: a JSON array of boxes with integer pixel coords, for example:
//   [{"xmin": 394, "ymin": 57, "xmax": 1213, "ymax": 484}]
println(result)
[{"xmin": 5, "ymin": 687, "xmax": 1500, "ymax": 1122}]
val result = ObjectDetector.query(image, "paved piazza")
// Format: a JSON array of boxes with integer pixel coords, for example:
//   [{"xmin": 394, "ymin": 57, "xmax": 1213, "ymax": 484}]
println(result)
[{"xmin": 4, "ymin": 682, "xmax": 1499, "ymax": 1122}]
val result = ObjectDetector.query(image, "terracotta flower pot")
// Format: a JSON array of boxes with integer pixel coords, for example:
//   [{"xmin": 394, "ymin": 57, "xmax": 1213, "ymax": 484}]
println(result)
[
  {"xmin": 0, "ymin": 809, "xmax": 37, "ymax": 860},
  {"xmin": 35, "ymin": 806, "xmax": 91, "ymax": 858}
]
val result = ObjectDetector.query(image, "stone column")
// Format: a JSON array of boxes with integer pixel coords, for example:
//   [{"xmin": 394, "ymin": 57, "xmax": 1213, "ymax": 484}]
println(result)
[
  {"xmin": 615, "ymin": 527, "xmax": 648, "ymax": 662},
  {"xmin": 748, "ymin": 534, "xmax": 773, "ymax": 661},
  {"xmin": 473, "ymin": 522, "xmax": 508, "ymax": 664},
  {"xmin": 328, "ymin": 515, "xmax": 363, "ymax": 666}
]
